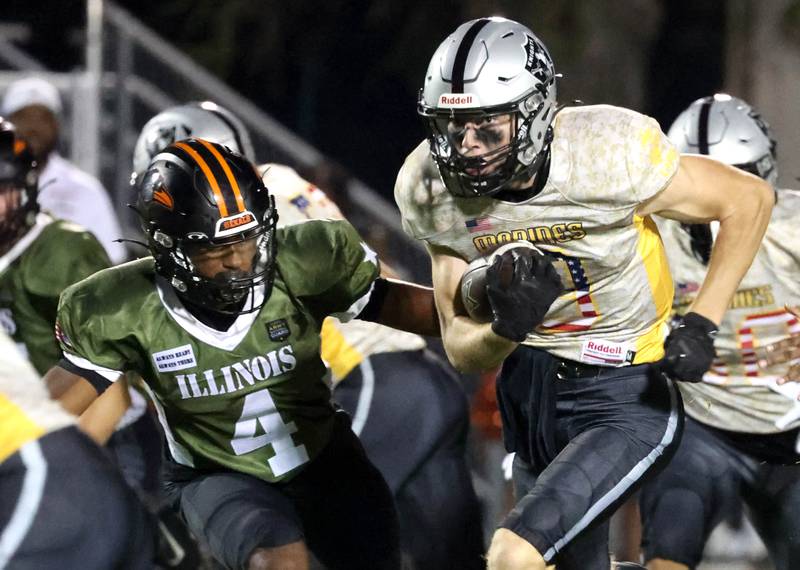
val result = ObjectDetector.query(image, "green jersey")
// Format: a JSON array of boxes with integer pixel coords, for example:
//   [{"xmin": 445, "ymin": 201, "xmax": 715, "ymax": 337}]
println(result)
[
  {"xmin": 56, "ymin": 219, "xmax": 380, "ymax": 482},
  {"xmin": 0, "ymin": 213, "xmax": 111, "ymax": 374}
]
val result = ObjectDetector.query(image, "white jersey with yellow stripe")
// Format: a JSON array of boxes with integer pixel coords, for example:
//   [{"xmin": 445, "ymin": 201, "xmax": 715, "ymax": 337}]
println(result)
[
  {"xmin": 657, "ymin": 189, "xmax": 800, "ymax": 433},
  {"xmin": 0, "ymin": 332, "xmax": 74, "ymax": 462},
  {"xmin": 395, "ymin": 104, "xmax": 679, "ymax": 365},
  {"xmin": 261, "ymin": 164, "xmax": 425, "ymax": 383}
]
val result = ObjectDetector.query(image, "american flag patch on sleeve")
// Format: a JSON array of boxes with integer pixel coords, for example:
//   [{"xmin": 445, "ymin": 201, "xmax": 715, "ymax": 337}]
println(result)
[{"xmin": 465, "ymin": 216, "xmax": 493, "ymax": 233}]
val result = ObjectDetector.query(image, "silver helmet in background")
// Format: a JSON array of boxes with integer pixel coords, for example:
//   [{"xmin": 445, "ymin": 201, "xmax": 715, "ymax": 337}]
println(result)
[
  {"xmin": 131, "ymin": 101, "xmax": 255, "ymax": 185},
  {"xmin": 668, "ymin": 93, "xmax": 778, "ymax": 265},
  {"xmin": 419, "ymin": 17, "xmax": 557, "ymax": 198},
  {"xmin": 667, "ymin": 93, "xmax": 778, "ymax": 186}
]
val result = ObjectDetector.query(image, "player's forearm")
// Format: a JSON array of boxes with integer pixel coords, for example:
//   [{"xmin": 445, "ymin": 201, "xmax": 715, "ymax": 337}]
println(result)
[
  {"xmin": 77, "ymin": 379, "xmax": 131, "ymax": 445},
  {"xmin": 375, "ymin": 278, "xmax": 441, "ymax": 336},
  {"xmin": 443, "ymin": 315, "xmax": 517, "ymax": 373},
  {"xmin": 690, "ymin": 181, "xmax": 774, "ymax": 324}
]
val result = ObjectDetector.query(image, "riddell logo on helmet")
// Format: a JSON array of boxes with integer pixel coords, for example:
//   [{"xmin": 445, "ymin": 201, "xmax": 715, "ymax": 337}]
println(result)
[
  {"xmin": 215, "ymin": 210, "xmax": 258, "ymax": 238},
  {"xmin": 438, "ymin": 93, "xmax": 479, "ymax": 108}
]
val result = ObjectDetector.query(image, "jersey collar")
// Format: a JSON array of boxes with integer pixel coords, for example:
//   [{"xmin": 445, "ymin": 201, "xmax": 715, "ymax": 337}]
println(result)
[
  {"xmin": 0, "ymin": 213, "xmax": 54, "ymax": 275},
  {"xmin": 155, "ymin": 277, "xmax": 265, "ymax": 351}
]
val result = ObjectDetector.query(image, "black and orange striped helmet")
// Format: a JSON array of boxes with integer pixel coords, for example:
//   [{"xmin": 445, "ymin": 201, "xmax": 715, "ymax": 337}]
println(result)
[
  {"xmin": 136, "ymin": 138, "xmax": 277, "ymax": 313},
  {"xmin": 0, "ymin": 117, "xmax": 39, "ymax": 248}
]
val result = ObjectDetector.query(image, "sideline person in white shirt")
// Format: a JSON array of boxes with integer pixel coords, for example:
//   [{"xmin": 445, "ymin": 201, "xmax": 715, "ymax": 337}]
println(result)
[{"xmin": 1, "ymin": 76, "xmax": 127, "ymax": 264}]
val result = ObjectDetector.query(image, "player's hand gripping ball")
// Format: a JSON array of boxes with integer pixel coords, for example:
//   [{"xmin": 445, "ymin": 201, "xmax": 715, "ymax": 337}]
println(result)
[{"xmin": 459, "ymin": 241, "xmax": 564, "ymax": 342}]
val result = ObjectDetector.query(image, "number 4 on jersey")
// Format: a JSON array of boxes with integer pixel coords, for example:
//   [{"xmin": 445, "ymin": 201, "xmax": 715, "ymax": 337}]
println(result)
[{"xmin": 231, "ymin": 389, "xmax": 310, "ymax": 476}]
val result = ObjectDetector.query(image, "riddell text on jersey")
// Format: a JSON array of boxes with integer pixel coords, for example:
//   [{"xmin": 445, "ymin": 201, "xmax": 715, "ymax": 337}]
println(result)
[{"xmin": 472, "ymin": 222, "xmax": 587, "ymax": 251}]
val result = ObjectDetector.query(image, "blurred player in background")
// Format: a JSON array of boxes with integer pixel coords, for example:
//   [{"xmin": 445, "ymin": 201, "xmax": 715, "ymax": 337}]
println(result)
[
  {"xmin": 394, "ymin": 16, "xmax": 774, "ymax": 570},
  {"xmin": 640, "ymin": 94, "xmax": 800, "ymax": 570},
  {"xmin": 0, "ymin": 331, "xmax": 155, "ymax": 569},
  {"xmin": 1, "ymin": 77, "xmax": 127, "ymax": 264},
  {"xmin": 130, "ymin": 101, "xmax": 485, "ymax": 570},
  {"xmin": 48, "ymin": 139, "xmax": 439, "ymax": 570},
  {"xmin": 0, "ymin": 117, "xmax": 110, "ymax": 374}
]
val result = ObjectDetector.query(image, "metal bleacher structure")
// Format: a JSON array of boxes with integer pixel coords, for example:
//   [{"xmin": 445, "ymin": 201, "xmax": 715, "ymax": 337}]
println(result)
[{"xmin": 0, "ymin": 0, "xmax": 430, "ymax": 282}]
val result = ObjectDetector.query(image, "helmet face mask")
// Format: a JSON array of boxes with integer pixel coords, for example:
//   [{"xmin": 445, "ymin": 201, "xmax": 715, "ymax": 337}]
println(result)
[
  {"xmin": 419, "ymin": 17, "xmax": 557, "ymax": 198},
  {"xmin": 137, "ymin": 139, "xmax": 277, "ymax": 315},
  {"xmin": 0, "ymin": 118, "xmax": 38, "ymax": 250}
]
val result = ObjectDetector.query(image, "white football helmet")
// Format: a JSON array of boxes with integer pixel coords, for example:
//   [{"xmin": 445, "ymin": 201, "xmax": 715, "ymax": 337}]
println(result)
[
  {"xmin": 668, "ymin": 94, "xmax": 778, "ymax": 265},
  {"xmin": 668, "ymin": 93, "xmax": 778, "ymax": 186},
  {"xmin": 419, "ymin": 17, "xmax": 557, "ymax": 197},
  {"xmin": 131, "ymin": 101, "xmax": 254, "ymax": 185}
]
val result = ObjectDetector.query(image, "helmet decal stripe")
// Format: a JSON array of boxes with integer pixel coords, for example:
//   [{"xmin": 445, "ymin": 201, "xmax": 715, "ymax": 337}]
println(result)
[
  {"xmin": 173, "ymin": 141, "xmax": 229, "ymax": 217},
  {"xmin": 451, "ymin": 18, "xmax": 491, "ymax": 93},
  {"xmin": 697, "ymin": 97, "xmax": 713, "ymax": 155},
  {"xmin": 197, "ymin": 138, "xmax": 246, "ymax": 213}
]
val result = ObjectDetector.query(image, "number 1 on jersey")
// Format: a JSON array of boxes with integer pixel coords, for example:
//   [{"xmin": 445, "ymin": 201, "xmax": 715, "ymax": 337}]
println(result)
[{"xmin": 231, "ymin": 389, "xmax": 310, "ymax": 476}]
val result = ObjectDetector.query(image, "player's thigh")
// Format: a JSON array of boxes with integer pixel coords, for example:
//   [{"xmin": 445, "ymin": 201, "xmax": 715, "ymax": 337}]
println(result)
[
  {"xmin": 745, "ymin": 463, "xmax": 800, "ymax": 570},
  {"xmin": 285, "ymin": 411, "xmax": 401, "ymax": 570},
  {"xmin": 0, "ymin": 427, "xmax": 155, "ymax": 570},
  {"xmin": 174, "ymin": 470, "xmax": 303, "ymax": 570},
  {"xmin": 501, "ymin": 365, "xmax": 682, "ymax": 569},
  {"xmin": 503, "ymin": 431, "xmax": 635, "ymax": 570},
  {"xmin": 639, "ymin": 416, "xmax": 738, "ymax": 568}
]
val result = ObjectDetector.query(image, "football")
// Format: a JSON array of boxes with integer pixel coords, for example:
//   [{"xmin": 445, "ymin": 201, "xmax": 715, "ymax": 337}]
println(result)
[{"xmin": 459, "ymin": 241, "xmax": 541, "ymax": 323}]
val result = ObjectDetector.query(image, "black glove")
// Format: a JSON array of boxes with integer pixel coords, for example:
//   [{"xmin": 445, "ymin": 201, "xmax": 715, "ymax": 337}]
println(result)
[
  {"xmin": 486, "ymin": 247, "xmax": 564, "ymax": 342},
  {"xmin": 659, "ymin": 311, "xmax": 718, "ymax": 382}
]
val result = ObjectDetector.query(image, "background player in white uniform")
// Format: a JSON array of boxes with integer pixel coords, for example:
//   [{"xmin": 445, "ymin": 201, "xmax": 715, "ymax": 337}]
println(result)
[
  {"xmin": 395, "ymin": 17, "xmax": 774, "ymax": 570},
  {"xmin": 132, "ymin": 102, "xmax": 484, "ymax": 570},
  {"xmin": 0, "ymin": 331, "xmax": 156, "ymax": 569},
  {"xmin": 640, "ymin": 94, "xmax": 800, "ymax": 570}
]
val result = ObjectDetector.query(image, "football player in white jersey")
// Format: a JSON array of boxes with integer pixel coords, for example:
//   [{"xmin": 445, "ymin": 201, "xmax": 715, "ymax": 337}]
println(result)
[
  {"xmin": 0, "ymin": 331, "xmax": 158, "ymax": 569},
  {"xmin": 394, "ymin": 17, "xmax": 774, "ymax": 570},
  {"xmin": 125, "ymin": 102, "xmax": 483, "ymax": 569},
  {"xmin": 640, "ymin": 94, "xmax": 800, "ymax": 570}
]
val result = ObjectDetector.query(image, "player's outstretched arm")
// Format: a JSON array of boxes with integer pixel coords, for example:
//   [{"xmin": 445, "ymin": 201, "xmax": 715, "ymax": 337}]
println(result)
[
  {"xmin": 638, "ymin": 154, "xmax": 774, "ymax": 324},
  {"xmin": 46, "ymin": 366, "xmax": 100, "ymax": 413},
  {"xmin": 78, "ymin": 378, "xmax": 131, "ymax": 445},
  {"xmin": 428, "ymin": 244, "xmax": 518, "ymax": 373},
  {"xmin": 372, "ymin": 278, "xmax": 441, "ymax": 337},
  {"xmin": 45, "ymin": 365, "xmax": 129, "ymax": 444}
]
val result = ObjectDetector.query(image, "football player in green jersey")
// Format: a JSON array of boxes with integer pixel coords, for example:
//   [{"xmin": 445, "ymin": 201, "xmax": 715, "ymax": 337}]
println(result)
[
  {"xmin": 47, "ymin": 139, "xmax": 438, "ymax": 570},
  {"xmin": 132, "ymin": 101, "xmax": 484, "ymax": 570},
  {"xmin": 0, "ymin": 117, "xmax": 111, "ymax": 375}
]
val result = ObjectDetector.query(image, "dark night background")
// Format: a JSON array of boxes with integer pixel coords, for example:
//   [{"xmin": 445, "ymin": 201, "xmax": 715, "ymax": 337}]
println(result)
[{"xmin": 0, "ymin": 0, "xmax": 726, "ymax": 199}]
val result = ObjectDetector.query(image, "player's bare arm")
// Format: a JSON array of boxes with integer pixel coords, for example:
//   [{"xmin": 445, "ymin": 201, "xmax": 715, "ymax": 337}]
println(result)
[
  {"xmin": 46, "ymin": 365, "xmax": 100, "ymax": 412},
  {"xmin": 637, "ymin": 154, "xmax": 774, "ymax": 324},
  {"xmin": 78, "ymin": 378, "xmax": 131, "ymax": 445},
  {"xmin": 372, "ymin": 278, "xmax": 441, "ymax": 337},
  {"xmin": 428, "ymin": 243, "xmax": 517, "ymax": 372},
  {"xmin": 45, "ymin": 365, "xmax": 130, "ymax": 444}
]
